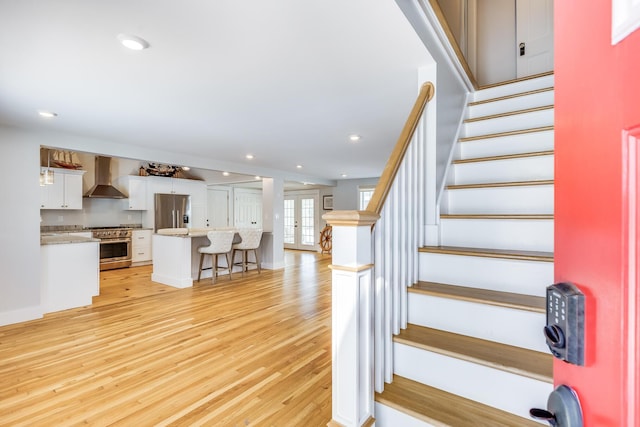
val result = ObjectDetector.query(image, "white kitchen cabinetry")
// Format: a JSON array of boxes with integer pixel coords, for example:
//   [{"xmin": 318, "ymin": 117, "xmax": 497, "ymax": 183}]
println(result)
[
  {"xmin": 41, "ymin": 239, "xmax": 99, "ymax": 313},
  {"xmin": 40, "ymin": 168, "xmax": 86, "ymax": 210},
  {"xmin": 132, "ymin": 229, "xmax": 152, "ymax": 265},
  {"xmin": 116, "ymin": 176, "xmax": 148, "ymax": 210},
  {"xmin": 147, "ymin": 176, "xmax": 207, "ymax": 228}
]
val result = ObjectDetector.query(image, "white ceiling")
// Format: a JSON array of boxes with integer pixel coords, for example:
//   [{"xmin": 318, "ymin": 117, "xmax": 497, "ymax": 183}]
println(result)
[{"xmin": 0, "ymin": 0, "xmax": 433, "ymax": 185}]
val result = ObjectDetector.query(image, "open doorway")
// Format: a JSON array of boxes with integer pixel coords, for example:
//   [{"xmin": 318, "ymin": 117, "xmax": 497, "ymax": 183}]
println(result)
[{"xmin": 284, "ymin": 191, "xmax": 319, "ymax": 251}]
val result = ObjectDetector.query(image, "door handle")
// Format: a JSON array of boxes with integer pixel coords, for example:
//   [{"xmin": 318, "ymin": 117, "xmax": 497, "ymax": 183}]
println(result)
[{"xmin": 519, "ymin": 42, "xmax": 526, "ymax": 56}]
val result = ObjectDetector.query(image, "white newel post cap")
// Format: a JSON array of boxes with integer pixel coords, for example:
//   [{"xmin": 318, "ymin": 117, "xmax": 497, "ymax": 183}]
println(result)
[
  {"xmin": 323, "ymin": 211, "xmax": 379, "ymax": 268},
  {"xmin": 322, "ymin": 210, "xmax": 380, "ymax": 227}
]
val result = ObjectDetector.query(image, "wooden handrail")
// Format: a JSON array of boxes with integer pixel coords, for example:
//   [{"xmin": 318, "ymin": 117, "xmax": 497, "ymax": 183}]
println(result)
[{"xmin": 366, "ymin": 81, "xmax": 435, "ymax": 215}]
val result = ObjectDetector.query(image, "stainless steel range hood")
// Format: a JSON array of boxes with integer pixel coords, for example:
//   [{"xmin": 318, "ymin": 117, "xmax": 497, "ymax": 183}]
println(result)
[{"xmin": 84, "ymin": 156, "xmax": 127, "ymax": 199}]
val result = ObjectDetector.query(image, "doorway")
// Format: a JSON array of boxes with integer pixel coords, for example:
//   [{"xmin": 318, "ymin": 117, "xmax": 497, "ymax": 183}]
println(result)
[
  {"xmin": 284, "ymin": 191, "xmax": 319, "ymax": 251},
  {"xmin": 207, "ymin": 187, "xmax": 231, "ymax": 228}
]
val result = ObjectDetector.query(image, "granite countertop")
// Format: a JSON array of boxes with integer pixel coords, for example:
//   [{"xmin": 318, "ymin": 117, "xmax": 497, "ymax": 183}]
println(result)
[
  {"xmin": 41, "ymin": 234, "xmax": 100, "ymax": 245},
  {"xmin": 155, "ymin": 228, "xmax": 237, "ymax": 237}
]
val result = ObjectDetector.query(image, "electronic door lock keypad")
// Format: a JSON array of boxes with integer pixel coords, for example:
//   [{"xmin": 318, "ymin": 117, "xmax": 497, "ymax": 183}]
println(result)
[{"xmin": 544, "ymin": 282, "xmax": 585, "ymax": 366}]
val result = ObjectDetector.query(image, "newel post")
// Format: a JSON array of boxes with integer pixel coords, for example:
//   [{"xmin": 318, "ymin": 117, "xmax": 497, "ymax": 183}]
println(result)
[{"xmin": 323, "ymin": 210, "xmax": 379, "ymax": 427}]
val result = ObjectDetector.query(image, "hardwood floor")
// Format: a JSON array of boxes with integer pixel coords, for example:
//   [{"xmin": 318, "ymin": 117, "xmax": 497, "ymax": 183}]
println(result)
[{"xmin": 0, "ymin": 251, "xmax": 332, "ymax": 426}]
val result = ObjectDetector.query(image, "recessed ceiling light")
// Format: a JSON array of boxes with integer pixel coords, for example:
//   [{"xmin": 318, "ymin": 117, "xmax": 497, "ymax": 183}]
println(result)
[
  {"xmin": 246, "ymin": 154, "xmax": 254, "ymax": 160},
  {"xmin": 255, "ymin": 176, "xmax": 261, "ymax": 180},
  {"xmin": 117, "ymin": 34, "xmax": 150, "ymax": 50},
  {"xmin": 341, "ymin": 173, "xmax": 348, "ymax": 178},
  {"xmin": 38, "ymin": 111, "xmax": 57, "ymax": 118},
  {"xmin": 296, "ymin": 165, "xmax": 303, "ymax": 169},
  {"xmin": 349, "ymin": 134, "xmax": 361, "ymax": 142},
  {"xmin": 222, "ymin": 171, "xmax": 230, "ymax": 176}
]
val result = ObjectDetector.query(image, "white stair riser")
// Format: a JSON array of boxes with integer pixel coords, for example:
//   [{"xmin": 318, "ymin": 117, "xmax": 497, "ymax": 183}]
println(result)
[
  {"xmin": 472, "ymin": 75, "xmax": 554, "ymax": 102},
  {"xmin": 419, "ymin": 252, "xmax": 553, "ymax": 297},
  {"xmin": 394, "ymin": 343, "xmax": 552, "ymax": 422},
  {"xmin": 443, "ymin": 185, "xmax": 554, "ymax": 214},
  {"xmin": 467, "ymin": 90, "xmax": 554, "ymax": 119},
  {"xmin": 440, "ymin": 218, "xmax": 554, "ymax": 252},
  {"xmin": 374, "ymin": 403, "xmax": 434, "ymax": 427},
  {"xmin": 459, "ymin": 130, "xmax": 554, "ymax": 159},
  {"xmin": 408, "ymin": 293, "xmax": 548, "ymax": 352},
  {"xmin": 463, "ymin": 109, "xmax": 554, "ymax": 137},
  {"xmin": 451, "ymin": 155, "xmax": 554, "ymax": 185}
]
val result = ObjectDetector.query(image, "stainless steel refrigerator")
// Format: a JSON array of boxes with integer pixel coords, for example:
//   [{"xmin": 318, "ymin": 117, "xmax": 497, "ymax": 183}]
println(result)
[{"xmin": 154, "ymin": 193, "xmax": 191, "ymax": 231}]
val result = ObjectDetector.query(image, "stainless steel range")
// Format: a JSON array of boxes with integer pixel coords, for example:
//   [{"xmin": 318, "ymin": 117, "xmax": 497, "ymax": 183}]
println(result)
[{"xmin": 91, "ymin": 227, "xmax": 132, "ymax": 271}]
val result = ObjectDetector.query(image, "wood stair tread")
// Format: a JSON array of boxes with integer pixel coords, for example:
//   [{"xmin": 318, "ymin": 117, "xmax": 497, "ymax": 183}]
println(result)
[
  {"xmin": 453, "ymin": 150, "xmax": 554, "ymax": 164},
  {"xmin": 468, "ymin": 87, "xmax": 554, "ymax": 107},
  {"xmin": 419, "ymin": 245, "xmax": 554, "ymax": 262},
  {"xmin": 440, "ymin": 214, "xmax": 553, "ymax": 220},
  {"xmin": 459, "ymin": 125, "xmax": 554, "ymax": 142},
  {"xmin": 375, "ymin": 375, "xmax": 543, "ymax": 427},
  {"xmin": 396, "ymin": 325, "xmax": 553, "ymax": 383},
  {"xmin": 411, "ymin": 281, "xmax": 545, "ymax": 313},
  {"xmin": 477, "ymin": 70, "xmax": 554, "ymax": 90},
  {"xmin": 446, "ymin": 179, "xmax": 554, "ymax": 190},
  {"xmin": 464, "ymin": 105, "xmax": 553, "ymax": 123}
]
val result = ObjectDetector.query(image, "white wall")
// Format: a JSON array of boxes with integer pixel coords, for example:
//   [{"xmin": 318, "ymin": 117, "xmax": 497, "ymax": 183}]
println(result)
[
  {"xmin": 476, "ymin": 0, "xmax": 516, "ymax": 85},
  {"xmin": 333, "ymin": 178, "xmax": 379, "ymax": 210},
  {"xmin": 0, "ymin": 127, "xmax": 45, "ymax": 325}
]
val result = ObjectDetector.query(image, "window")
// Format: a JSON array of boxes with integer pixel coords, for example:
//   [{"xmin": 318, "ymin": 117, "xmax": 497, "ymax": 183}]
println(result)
[{"xmin": 358, "ymin": 186, "xmax": 375, "ymax": 210}]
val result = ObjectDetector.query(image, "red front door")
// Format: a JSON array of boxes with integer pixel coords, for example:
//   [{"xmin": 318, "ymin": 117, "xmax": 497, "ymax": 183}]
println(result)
[{"xmin": 555, "ymin": 1, "xmax": 640, "ymax": 426}]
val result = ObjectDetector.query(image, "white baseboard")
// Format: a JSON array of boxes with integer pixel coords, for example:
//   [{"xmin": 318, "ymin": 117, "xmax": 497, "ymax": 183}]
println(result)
[
  {"xmin": 261, "ymin": 261, "xmax": 285, "ymax": 270},
  {"xmin": 151, "ymin": 273, "xmax": 193, "ymax": 288},
  {"xmin": 0, "ymin": 305, "xmax": 44, "ymax": 327}
]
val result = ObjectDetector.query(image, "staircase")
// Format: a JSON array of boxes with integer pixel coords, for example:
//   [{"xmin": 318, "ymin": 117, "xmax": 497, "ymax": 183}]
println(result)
[{"xmin": 374, "ymin": 73, "xmax": 555, "ymax": 426}]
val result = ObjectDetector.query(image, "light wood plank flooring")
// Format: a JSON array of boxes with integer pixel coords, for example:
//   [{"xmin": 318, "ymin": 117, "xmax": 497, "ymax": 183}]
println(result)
[{"xmin": 0, "ymin": 251, "xmax": 332, "ymax": 426}]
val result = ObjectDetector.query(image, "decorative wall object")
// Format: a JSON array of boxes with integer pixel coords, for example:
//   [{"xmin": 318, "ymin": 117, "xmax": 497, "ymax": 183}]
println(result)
[
  {"xmin": 323, "ymin": 195, "xmax": 334, "ymax": 210},
  {"xmin": 145, "ymin": 163, "xmax": 180, "ymax": 177}
]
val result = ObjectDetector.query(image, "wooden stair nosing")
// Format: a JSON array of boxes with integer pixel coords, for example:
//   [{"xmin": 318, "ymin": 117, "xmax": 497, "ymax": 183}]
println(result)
[
  {"xmin": 446, "ymin": 180, "xmax": 554, "ymax": 190},
  {"xmin": 440, "ymin": 214, "xmax": 553, "ymax": 220},
  {"xmin": 453, "ymin": 150, "xmax": 554, "ymax": 164},
  {"xmin": 476, "ymin": 70, "xmax": 554, "ymax": 90},
  {"xmin": 458, "ymin": 125, "xmax": 554, "ymax": 143},
  {"xmin": 375, "ymin": 375, "xmax": 544, "ymax": 427},
  {"xmin": 395, "ymin": 325, "xmax": 553, "ymax": 383},
  {"xmin": 464, "ymin": 105, "xmax": 554, "ymax": 124},
  {"xmin": 419, "ymin": 245, "xmax": 554, "ymax": 262},
  {"xmin": 468, "ymin": 87, "xmax": 554, "ymax": 107},
  {"xmin": 410, "ymin": 281, "xmax": 545, "ymax": 313}
]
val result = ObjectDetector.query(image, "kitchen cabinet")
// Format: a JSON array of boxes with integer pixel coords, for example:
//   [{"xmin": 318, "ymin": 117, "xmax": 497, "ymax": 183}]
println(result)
[
  {"xmin": 40, "ymin": 238, "xmax": 99, "ymax": 313},
  {"xmin": 116, "ymin": 176, "xmax": 148, "ymax": 210},
  {"xmin": 148, "ymin": 176, "xmax": 207, "ymax": 228},
  {"xmin": 132, "ymin": 229, "xmax": 152, "ymax": 265},
  {"xmin": 40, "ymin": 168, "xmax": 86, "ymax": 210}
]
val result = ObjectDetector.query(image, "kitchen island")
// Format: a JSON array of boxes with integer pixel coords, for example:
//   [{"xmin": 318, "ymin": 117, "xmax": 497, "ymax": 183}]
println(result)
[
  {"xmin": 151, "ymin": 228, "xmax": 239, "ymax": 288},
  {"xmin": 40, "ymin": 234, "xmax": 100, "ymax": 313}
]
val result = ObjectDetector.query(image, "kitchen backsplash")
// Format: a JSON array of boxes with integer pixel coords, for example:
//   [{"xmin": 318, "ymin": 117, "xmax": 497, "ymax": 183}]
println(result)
[{"xmin": 40, "ymin": 198, "xmax": 143, "ymax": 228}]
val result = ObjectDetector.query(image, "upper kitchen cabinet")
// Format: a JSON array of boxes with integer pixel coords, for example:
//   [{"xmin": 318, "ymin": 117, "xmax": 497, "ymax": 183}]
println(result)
[
  {"xmin": 115, "ymin": 175, "xmax": 148, "ymax": 210},
  {"xmin": 40, "ymin": 168, "xmax": 86, "ymax": 210}
]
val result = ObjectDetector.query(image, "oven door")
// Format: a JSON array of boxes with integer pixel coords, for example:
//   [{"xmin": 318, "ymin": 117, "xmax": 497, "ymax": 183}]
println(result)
[{"xmin": 99, "ymin": 238, "xmax": 132, "ymax": 270}]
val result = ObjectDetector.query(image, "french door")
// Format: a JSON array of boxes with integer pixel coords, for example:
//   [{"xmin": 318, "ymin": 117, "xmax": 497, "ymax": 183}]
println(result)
[{"xmin": 284, "ymin": 192, "xmax": 318, "ymax": 251}]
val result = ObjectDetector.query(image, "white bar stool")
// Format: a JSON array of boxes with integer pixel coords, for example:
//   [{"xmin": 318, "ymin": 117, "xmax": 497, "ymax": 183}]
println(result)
[
  {"xmin": 197, "ymin": 230, "xmax": 235, "ymax": 283},
  {"xmin": 231, "ymin": 228, "xmax": 263, "ymax": 276}
]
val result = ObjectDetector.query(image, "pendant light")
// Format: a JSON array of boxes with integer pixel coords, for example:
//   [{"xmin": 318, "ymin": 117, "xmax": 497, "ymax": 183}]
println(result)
[{"xmin": 44, "ymin": 149, "xmax": 54, "ymax": 185}]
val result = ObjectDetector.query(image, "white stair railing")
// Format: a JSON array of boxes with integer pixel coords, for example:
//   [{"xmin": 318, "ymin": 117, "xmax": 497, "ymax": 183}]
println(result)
[{"xmin": 324, "ymin": 82, "xmax": 435, "ymax": 427}]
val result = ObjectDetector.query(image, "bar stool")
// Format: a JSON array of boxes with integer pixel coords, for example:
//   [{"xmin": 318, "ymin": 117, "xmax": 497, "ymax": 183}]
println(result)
[
  {"xmin": 231, "ymin": 228, "xmax": 263, "ymax": 276},
  {"xmin": 197, "ymin": 230, "xmax": 235, "ymax": 283}
]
